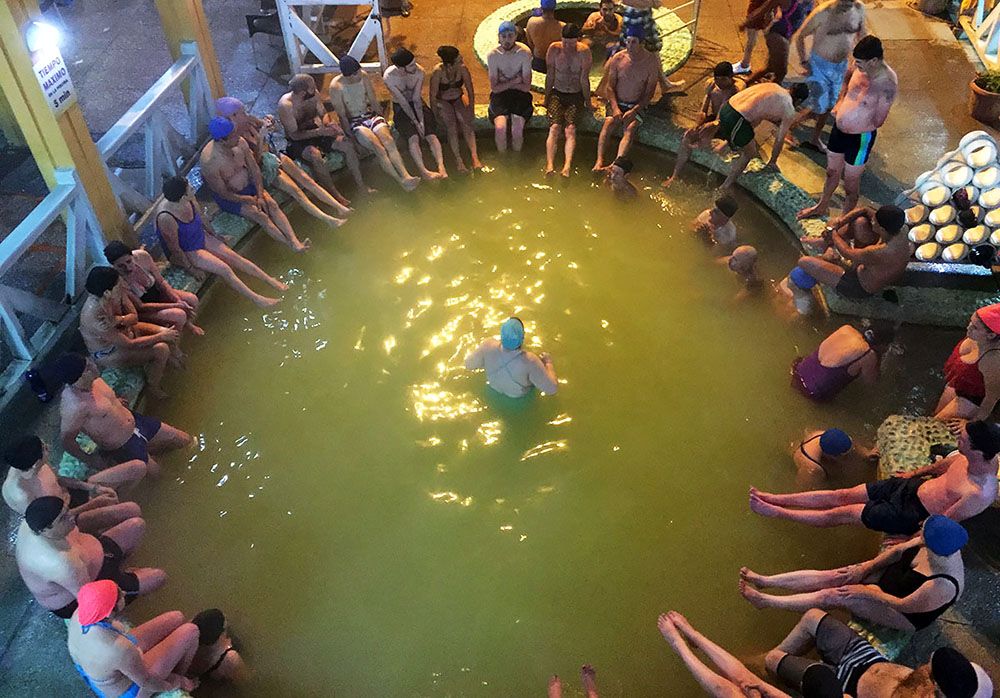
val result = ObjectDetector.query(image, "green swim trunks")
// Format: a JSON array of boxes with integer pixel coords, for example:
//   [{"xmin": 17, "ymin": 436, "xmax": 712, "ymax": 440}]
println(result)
[
  {"xmin": 717, "ymin": 102, "xmax": 755, "ymax": 149},
  {"xmin": 261, "ymin": 151, "xmax": 280, "ymax": 188}
]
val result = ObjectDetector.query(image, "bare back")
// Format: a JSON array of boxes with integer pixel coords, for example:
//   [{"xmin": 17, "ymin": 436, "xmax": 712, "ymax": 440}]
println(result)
[
  {"xmin": 68, "ymin": 618, "xmax": 143, "ymax": 697},
  {"xmin": 856, "ymin": 235, "xmax": 911, "ymax": 292},
  {"xmin": 526, "ymin": 16, "xmax": 564, "ymax": 59},
  {"xmin": 3, "ymin": 464, "xmax": 62, "ymax": 515},
  {"xmin": 728, "ymin": 83, "xmax": 795, "ymax": 126},
  {"xmin": 817, "ymin": 325, "xmax": 870, "ymax": 367},
  {"xmin": 15, "ymin": 522, "xmax": 102, "ymax": 609}
]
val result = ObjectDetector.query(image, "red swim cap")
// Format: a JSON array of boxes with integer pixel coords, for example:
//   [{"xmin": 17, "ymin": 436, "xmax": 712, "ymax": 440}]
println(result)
[
  {"xmin": 976, "ymin": 303, "xmax": 1000, "ymax": 334},
  {"xmin": 77, "ymin": 580, "xmax": 119, "ymax": 627}
]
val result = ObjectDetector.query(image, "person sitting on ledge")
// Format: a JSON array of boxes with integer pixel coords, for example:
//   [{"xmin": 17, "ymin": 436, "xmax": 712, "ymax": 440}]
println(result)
[
  {"xmin": 200, "ymin": 117, "xmax": 310, "ymax": 253},
  {"xmin": 548, "ymin": 664, "xmax": 599, "ymax": 698},
  {"xmin": 3, "ymin": 435, "xmax": 140, "ymax": 534},
  {"xmin": 935, "ymin": 303, "xmax": 1000, "ymax": 422},
  {"xmin": 740, "ymin": 514, "xmax": 967, "ymax": 632},
  {"xmin": 384, "ymin": 47, "xmax": 449, "ymax": 180},
  {"xmin": 428, "ymin": 45, "xmax": 483, "ymax": 173},
  {"xmin": 68, "ymin": 580, "xmax": 200, "ymax": 696},
  {"xmin": 16, "ymin": 496, "xmax": 164, "ymax": 618},
  {"xmin": 487, "ymin": 21, "xmax": 534, "ymax": 153},
  {"xmin": 464, "ymin": 317, "xmax": 559, "ymax": 398},
  {"xmin": 765, "ymin": 610, "xmax": 993, "ymax": 698},
  {"xmin": 526, "ymin": 0, "xmax": 564, "ymax": 74},
  {"xmin": 787, "ymin": 205, "xmax": 908, "ymax": 302},
  {"xmin": 53, "ymin": 352, "xmax": 191, "ymax": 477},
  {"xmin": 791, "ymin": 427, "xmax": 874, "ymax": 487},
  {"xmin": 605, "ymin": 156, "xmax": 637, "ymax": 199},
  {"xmin": 657, "ymin": 610, "xmax": 840, "ymax": 697},
  {"xmin": 749, "ymin": 419, "xmax": 1000, "ymax": 535},
  {"xmin": 328, "ymin": 55, "xmax": 422, "ymax": 191},
  {"xmin": 80, "ymin": 267, "xmax": 178, "ymax": 399},
  {"xmin": 155, "ymin": 176, "xmax": 285, "ymax": 309},
  {"xmin": 693, "ymin": 195, "xmax": 739, "ymax": 252},
  {"xmin": 103, "ymin": 241, "xmax": 203, "ymax": 337},
  {"xmin": 188, "ymin": 608, "xmax": 250, "ymax": 684},
  {"xmin": 791, "ymin": 321, "xmax": 895, "ymax": 402},
  {"xmin": 544, "ymin": 23, "xmax": 592, "ymax": 178}
]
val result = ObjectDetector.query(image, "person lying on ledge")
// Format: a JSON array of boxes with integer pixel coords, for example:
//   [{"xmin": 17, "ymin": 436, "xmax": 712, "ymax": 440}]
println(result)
[
  {"xmin": 200, "ymin": 117, "xmax": 310, "ymax": 253},
  {"xmin": 188, "ymin": 608, "xmax": 250, "ymax": 684},
  {"xmin": 465, "ymin": 317, "xmax": 559, "ymax": 398},
  {"xmin": 548, "ymin": 664, "xmax": 599, "ymax": 698},
  {"xmin": 3, "ymin": 435, "xmax": 140, "ymax": 534},
  {"xmin": 16, "ymin": 496, "xmax": 164, "ymax": 618},
  {"xmin": 765, "ymin": 610, "xmax": 993, "ymax": 698},
  {"xmin": 155, "ymin": 176, "xmax": 285, "ymax": 309},
  {"xmin": 749, "ymin": 419, "xmax": 1000, "ymax": 535},
  {"xmin": 69, "ymin": 580, "xmax": 200, "ymax": 697},
  {"xmin": 54, "ymin": 352, "xmax": 191, "ymax": 477},
  {"xmin": 740, "ymin": 514, "xmax": 967, "ymax": 632}
]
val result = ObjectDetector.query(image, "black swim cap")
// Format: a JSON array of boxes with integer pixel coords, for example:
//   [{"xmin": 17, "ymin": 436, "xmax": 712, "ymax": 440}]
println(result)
[
  {"xmin": 965, "ymin": 420, "xmax": 1000, "ymax": 460},
  {"xmin": 163, "ymin": 176, "xmax": 188, "ymax": 203},
  {"xmin": 853, "ymin": 35, "xmax": 883, "ymax": 60},
  {"xmin": 391, "ymin": 47, "xmax": 415, "ymax": 67},
  {"xmin": 612, "ymin": 156, "xmax": 633, "ymax": 173},
  {"xmin": 715, "ymin": 195, "xmax": 738, "ymax": 218},
  {"xmin": 437, "ymin": 45, "xmax": 460, "ymax": 64},
  {"xmin": 193, "ymin": 608, "xmax": 227, "ymax": 645},
  {"xmin": 47, "ymin": 352, "xmax": 87, "ymax": 386},
  {"xmin": 800, "ymin": 664, "xmax": 842, "ymax": 698},
  {"xmin": 931, "ymin": 647, "xmax": 978, "ymax": 698},
  {"xmin": 85, "ymin": 266, "xmax": 120, "ymax": 297},
  {"xmin": 875, "ymin": 205, "xmax": 906, "ymax": 235},
  {"xmin": 3, "ymin": 435, "xmax": 44, "ymax": 472},
  {"xmin": 104, "ymin": 241, "xmax": 133, "ymax": 265},
  {"xmin": 789, "ymin": 82, "xmax": 810, "ymax": 105},
  {"xmin": 25, "ymin": 495, "xmax": 64, "ymax": 534},
  {"xmin": 562, "ymin": 23, "xmax": 582, "ymax": 39},
  {"xmin": 713, "ymin": 61, "xmax": 734, "ymax": 78}
]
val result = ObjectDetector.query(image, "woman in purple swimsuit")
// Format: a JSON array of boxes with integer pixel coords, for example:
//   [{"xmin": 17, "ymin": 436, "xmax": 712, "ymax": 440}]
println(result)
[
  {"xmin": 742, "ymin": 0, "xmax": 813, "ymax": 85},
  {"xmin": 792, "ymin": 321, "xmax": 895, "ymax": 401}
]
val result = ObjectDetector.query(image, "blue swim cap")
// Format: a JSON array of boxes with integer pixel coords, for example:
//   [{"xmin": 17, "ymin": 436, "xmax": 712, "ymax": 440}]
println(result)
[
  {"xmin": 208, "ymin": 116, "xmax": 235, "ymax": 140},
  {"xmin": 500, "ymin": 317, "xmax": 525, "ymax": 350},
  {"xmin": 923, "ymin": 515, "xmax": 968, "ymax": 556},
  {"xmin": 498, "ymin": 20, "xmax": 517, "ymax": 35},
  {"xmin": 540, "ymin": 0, "xmax": 557, "ymax": 9},
  {"xmin": 625, "ymin": 23, "xmax": 645, "ymax": 39},
  {"xmin": 819, "ymin": 429, "xmax": 852, "ymax": 456},
  {"xmin": 339, "ymin": 55, "xmax": 362, "ymax": 76},
  {"xmin": 789, "ymin": 267, "xmax": 818, "ymax": 290}
]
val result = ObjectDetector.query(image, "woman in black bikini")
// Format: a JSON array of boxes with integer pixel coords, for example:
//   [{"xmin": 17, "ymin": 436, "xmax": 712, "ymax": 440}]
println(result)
[
  {"xmin": 428, "ymin": 45, "xmax": 483, "ymax": 172},
  {"xmin": 738, "ymin": 514, "xmax": 967, "ymax": 632},
  {"xmin": 187, "ymin": 609, "xmax": 249, "ymax": 684}
]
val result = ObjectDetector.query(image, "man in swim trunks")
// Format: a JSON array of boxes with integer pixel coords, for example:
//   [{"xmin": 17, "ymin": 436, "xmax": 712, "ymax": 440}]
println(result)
[
  {"xmin": 799, "ymin": 35, "xmax": 897, "ymax": 219},
  {"xmin": 276, "ymin": 76, "xmax": 368, "ymax": 201},
  {"xmin": 79, "ymin": 267, "xmax": 178, "ymax": 399},
  {"xmin": 200, "ymin": 118, "xmax": 310, "ymax": 252},
  {"xmin": 15, "ymin": 495, "xmax": 164, "ymax": 618},
  {"xmin": 487, "ymin": 21, "xmax": 534, "ymax": 153},
  {"xmin": 3, "ymin": 435, "xmax": 141, "ymax": 534},
  {"xmin": 526, "ymin": 0, "xmax": 564, "ymax": 74},
  {"xmin": 617, "ymin": 0, "xmax": 685, "ymax": 91},
  {"xmin": 789, "ymin": 204, "xmax": 908, "ymax": 301},
  {"xmin": 593, "ymin": 25, "xmax": 659, "ymax": 171},
  {"xmin": 582, "ymin": 0, "xmax": 622, "ymax": 56},
  {"xmin": 328, "ymin": 55, "xmax": 421, "ymax": 191},
  {"xmin": 749, "ymin": 419, "xmax": 1000, "ymax": 534},
  {"xmin": 54, "ymin": 352, "xmax": 191, "ymax": 477},
  {"xmin": 767, "ymin": 610, "xmax": 994, "ymax": 698},
  {"xmin": 384, "ymin": 48, "xmax": 448, "ymax": 180},
  {"xmin": 667, "ymin": 81, "xmax": 809, "ymax": 189},
  {"xmin": 465, "ymin": 317, "xmax": 559, "ymax": 398},
  {"xmin": 545, "ymin": 23, "xmax": 592, "ymax": 177},
  {"xmin": 788, "ymin": 0, "xmax": 867, "ymax": 148}
]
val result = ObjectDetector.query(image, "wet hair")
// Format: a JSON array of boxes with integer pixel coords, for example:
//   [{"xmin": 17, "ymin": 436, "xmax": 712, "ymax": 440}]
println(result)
[
  {"xmin": 192, "ymin": 608, "xmax": 227, "ymax": 645},
  {"xmin": 612, "ymin": 156, "xmax": 633, "ymax": 173},
  {"xmin": 3, "ymin": 435, "xmax": 44, "ymax": 472},
  {"xmin": 390, "ymin": 47, "xmax": 415, "ymax": 68},
  {"xmin": 788, "ymin": 82, "xmax": 810, "ymax": 106},
  {"xmin": 875, "ymin": 205, "xmax": 906, "ymax": 236},
  {"xmin": 85, "ymin": 266, "xmax": 120, "ymax": 297},
  {"xmin": 25, "ymin": 495, "xmax": 64, "ymax": 534},
  {"xmin": 930, "ymin": 648, "xmax": 978, "ymax": 698},
  {"xmin": 47, "ymin": 352, "xmax": 87, "ymax": 386},
  {"xmin": 103, "ymin": 241, "xmax": 133, "ymax": 265},
  {"xmin": 437, "ymin": 45, "xmax": 460, "ymax": 64},
  {"xmin": 562, "ymin": 23, "xmax": 582, "ymax": 39},
  {"xmin": 853, "ymin": 35, "xmax": 883, "ymax": 61},
  {"xmin": 713, "ymin": 61, "xmax": 734, "ymax": 78},
  {"xmin": 163, "ymin": 176, "xmax": 189, "ymax": 203},
  {"xmin": 715, "ymin": 195, "xmax": 738, "ymax": 218},
  {"xmin": 964, "ymin": 420, "xmax": 1000, "ymax": 460},
  {"xmin": 862, "ymin": 319, "xmax": 896, "ymax": 347},
  {"xmin": 289, "ymin": 73, "xmax": 315, "ymax": 93},
  {"xmin": 958, "ymin": 209, "xmax": 978, "ymax": 229}
]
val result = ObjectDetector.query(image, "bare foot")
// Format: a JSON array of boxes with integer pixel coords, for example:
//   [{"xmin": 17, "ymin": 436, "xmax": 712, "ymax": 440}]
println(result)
[
  {"xmin": 740, "ymin": 566, "xmax": 767, "ymax": 588},
  {"xmin": 561, "ymin": 167, "xmax": 571, "ymax": 178},
  {"xmin": 254, "ymin": 295, "xmax": 281, "ymax": 308},
  {"xmin": 657, "ymin": 613, "xmax": 685, "ymax": 650},
  {"xmin": 401, "ymin": 176, "xmax": 421, "ymax": 192},
  {"xmin": 456, "ymin": 162, "xmax": 469, "ymax": 174},
  {"xmin": 293, "ymin": 238, "xmax": 311, "ymax": 253},
  {"xmin": 268, "ymin": 277, "xmax": 289, "ymax": 292},
  {"xmin": 739, "ymin": 579, "xmax": 768, "ymax": 609},
  {"xmin": 421, "ymin": 171, "xmax": 444, "ymax": 181},
  {"xmin": 326, "ymin": 216, "xmax": 347, "ymax": 229},
  {"xmin": 189, "ymin": 324, "xmax": 205, "ymax": 336},
  {"xmin": 749, "ymin": 491, "xmax": 782, "ymax": 518},
  {"xmin": 545, "ymin": 168, "xmax": 557, "ymax": 177},
  {"xmin": 581, "ymin": 664, "xmax": 597, "ymax": 697},
  {"xmin": 661, "ymin": 177, "xmax": 674, "ymax": 188},
  {"xmin": 334, "ymin": 193, "xmax": 351, "ymax": 208},
  {"xmin": 363, "ymin": 185, "xmax": 378, "ymax": 195},
  {"xmin": 592, "ymin": 162, "xmax": 606, "ymax": 173},
  {"xmin": 438, "ymin": 169, "xmax": 449, "ymax": 179},
  {"xmin": 471, "ymin": 159, "xmax": 484, "ymax": 170},
  {"xmin": 548, "ymin": 674, "xmax": 562, "ymax": 698},
  {"xmin": 797, "ymin": 204, "xmax": 827, "ymax": 220}
]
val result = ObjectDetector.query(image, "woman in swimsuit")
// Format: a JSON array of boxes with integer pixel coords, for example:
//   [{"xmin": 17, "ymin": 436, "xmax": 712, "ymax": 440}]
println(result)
[
  {"xmin": 428, "ymin": 46, "xmax": 483, "ymax": 173},
  {"xmin": 739, "ymin": 514, "xmax": 967, "ymax": 632},
  {"xmin": 187, "ymin": 608, "xmax": 250, "ymax": 684},
  {"xmin": 934, "ymin": 304, "xmax": 1000, "ymax": 421},
  {"xmin": 791, "ymin": 321, "xmax": 894, "ymax": 401}
]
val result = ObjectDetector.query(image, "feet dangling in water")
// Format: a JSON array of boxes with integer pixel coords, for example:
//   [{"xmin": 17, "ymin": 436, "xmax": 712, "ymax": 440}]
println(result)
[
  {"xmin": 739, "ymin": 566, "xmax": 767, "ymax": 588},
  {"xmin": 739, "ymin": 579, "xmax": 768, "ymax": 608},
  {"xmin": 402, "ymin": 176, "xmax": 421, "ymax": 192},
  {"xmin": 748, "ymin": 488, "xmax": 782, "ymax": 517},
  {"xmin": 548, "ymin": 674, "xmax": 562, "ymax": 698},
  {"xmin": 581, "ymin": 664, "xmax": 598, "ymax": 698}
]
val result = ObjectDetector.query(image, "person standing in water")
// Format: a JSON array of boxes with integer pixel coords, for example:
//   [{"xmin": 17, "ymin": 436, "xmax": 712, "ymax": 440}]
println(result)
[
  {"xmin": 582, "ymin": 0, "xmax": 623, "ymax": 57},
  {"xmin": 791, "ymin": 321, "xmax": 894, "ymax": 401},
  {"xmin": 525, "ymin": 0, "xmax": 564, "ymax": 73},
  {"xmin": 384, "ymin": 47, "xmax": 448, "ymax": 180},
  {"xmin": 464, "ymin": 317, "xmax": 559, "ymax": 398},
  {"xmin": 428, "ymin": 46, "xmax": 483, "ymax": 172},
  {"xmin": 545, "ymin": 23, "xmax": 592, "ymax": 177}
]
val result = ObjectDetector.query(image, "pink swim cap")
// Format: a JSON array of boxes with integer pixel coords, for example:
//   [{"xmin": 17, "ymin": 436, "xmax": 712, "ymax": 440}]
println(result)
[
  {"xmin": 976, "ymin": 303, "xmax": 1000, "ymax": 334},
  {"xmin": 77, "ymin": 580, "xmax": 119, "ymax": 627}
]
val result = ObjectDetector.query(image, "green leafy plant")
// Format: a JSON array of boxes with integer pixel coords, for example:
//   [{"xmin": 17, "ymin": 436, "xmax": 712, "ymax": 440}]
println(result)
[{"xmin": 975, "ymin": 69, "xmax": 1000, "ymax": 94}]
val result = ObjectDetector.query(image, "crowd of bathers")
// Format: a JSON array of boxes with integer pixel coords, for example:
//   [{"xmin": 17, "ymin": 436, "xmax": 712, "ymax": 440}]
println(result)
[{"xmin": 3, "ymin": 0, "xmax": 999, "ymax": 695}]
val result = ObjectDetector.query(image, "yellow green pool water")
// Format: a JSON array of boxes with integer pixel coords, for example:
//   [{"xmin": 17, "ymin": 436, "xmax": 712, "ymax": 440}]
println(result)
[{"xmin": 129, "ymin": 145, "xmax": 946, "ymax": 696}]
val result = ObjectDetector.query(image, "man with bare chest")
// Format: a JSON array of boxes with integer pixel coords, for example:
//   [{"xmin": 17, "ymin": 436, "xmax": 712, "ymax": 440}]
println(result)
[
  {"xmin": 384, "ymin": 48, "xmax": 448, "ymax": 180},
  {"xmin": 525, "ymin": 0, "xmax": 564, "ymax": 73},
  {"xmin": 487, "ymin": 22, "xmax": 534, "ymax": 152},
  {"xmin": 799, "ymin": 35, "xmax": 897, "ymax": 219},
  {"xmin": 544, "ymin": 24, "xmax": 592, "ymax": 177},
  {"xmin": 54, "ymin": 353, "xmax": 190, "ymax": 477}
]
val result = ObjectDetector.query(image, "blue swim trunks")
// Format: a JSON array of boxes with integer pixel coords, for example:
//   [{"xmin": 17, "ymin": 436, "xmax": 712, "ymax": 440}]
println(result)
[
  {"xmin": 212, "ymin": 182, "xmax": 256, "ymax": 216},
  {"xmin": 804, "ymin": 54, "xmax": 849, "ymax": 114}
]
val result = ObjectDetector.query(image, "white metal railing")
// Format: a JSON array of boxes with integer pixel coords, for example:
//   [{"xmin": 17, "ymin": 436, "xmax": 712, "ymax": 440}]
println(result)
[
  {"xmin": 276, "ymin": 0, "xmax": 388, "ymax": 75},
  {"xmin": 96, "ymin": 41, "xmax": 213, "ymax": 218},
  {"xmin": 656, "ymin": 0, "xmax": 701, "ymax": 43},
  {"xmin": 960, "ymin": 0, "xmax": 1000, "ymax": 70},
  {"xmin": 0, "ymin": 168, "xmax": 104, "ymax": 397}
]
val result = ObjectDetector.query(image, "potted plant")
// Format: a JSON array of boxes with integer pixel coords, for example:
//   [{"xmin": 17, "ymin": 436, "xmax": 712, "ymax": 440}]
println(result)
[{"xmin": 969, "ymin": 69, "xmax": 1000, "ymax": 125}]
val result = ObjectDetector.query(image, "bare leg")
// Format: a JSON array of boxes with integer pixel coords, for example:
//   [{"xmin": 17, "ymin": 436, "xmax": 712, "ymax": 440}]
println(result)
[
  {"xmin": 658, "ymin": 614, "xmax": 744, "ymax": 698},
  {"xmin": 764, "ymin": 609, "xmax": 824, "ymax": 675},
  {"xmin": 88, "ymin": 460, "xmax": 147, "ymax": 490},
  {"xmin": 750, "ymin": 484, "xmax": 869, "ymax": 508},
  {"xmin": 720, "ymin": 143, "xmax": 757, "ymax": 190},
  {"xmin": 147, "ymin": 422, "xmax": 191, "ymax": 454},
  {"xmin": 798, "ymin": 153, "xmax": 845, "ymax": 219},
  {"xmin": 274, "ymin": 171, "xmax": 346, "ymax": 228},
  {"xmin": 795, "ymin": 256, "xmax": 847, "ymax": 286},
  {"xmin": 616, "ymin": 119, "xmax": 640, "ymax": 158},
  {"xmin": 238, "ymin": 203, "xmax": 305, "ymax": 252},
  {"xmin": 668, "ymin": 611, "xmax": 763, "ymax": 688},
  {"xmin": 594, "ymin": 117, "xmax": 618, "ymax": 170},
  {"xmin": 134, "ymin": 567, "xmax": 168, "ymax": 595},
  {"xmin": 842, "ymin": 163, "xmax": 865, "ymax": 213},
  {"xmin": 740, "ymin": 28, "xmax": 759, "ymax": 69},
  {"xmin": 439, "ymin": 103, "xmax": 468, "ymax": 172},
  {"xmin": 143, "ymin": 621, "xmax": 200, "ymax": 679},
  {"xmin": 456, "ymin": 105, "xmax": 483, "ymax": 168},
  {"xmin": 356, "ymin": 127, "xmax": 419, "ymax": 190},
  {"xmin": 261, "ymin": 192, "xmax": 309, "ymax": 252},
  {"xmin": 302, "ymin": 146, "xmax": 349, "ymax": 206},
  {"xmin": 75, "ymin": 502, "xmax": 142, "ymax": 534},
  {"xmin": 562, "ymin": 124, "xmax": 577, "ymax": 177},
  {"xmin": 511, "ymin": 115, "xmax": 526, "ymax": 152},
  {"xmin": 739, "ymin": 583, "xmax": 915, "ymax": 630},
  {"xmin": 190, "ymin": 247, "xmax": 280, "ymax": 307},
  {"xmin": 548, "ymin": 675, "xmax": 562, "ymax": 698},
  {"xmin": 546, "ymin": 123, "xmax": 561, "ymax": 175},
  {"xmin": 280, "ymin": 156, "xmax": 352, "ymax": 214},
  {"xmin": 810, "ymin": 112, "xmax": 829, "ymax": 146},
  {"xmin": 580, "ymin": 664, "xmax": 598, "ymax": 698},
  {"xmin": 102, "ymin": 516, "xmax": 145, "ymax": 554},
  {"xmin": 133, "ymin": 611, "xmax": 185, "ymax": 651},
  {"xmin": 407, "ymin": 134, "xmax": 439, "ymax": 180},
  {"xmin": 145, "ymin": 455, "xmax": 161, "ymax": 478},
  {"xmin": 327, "ymin": 138, "xmax": 370, "ymax": 193},
  {"xmin": 142, "ymin": 307, "xmax": 187, "ymax": 332},
  {"xmin": 740, "ymin": 563, "xmax": 867, "ymax": 592},
  {"xmin": 494, "ymin": 114, "xmax": 509, "ymax": 152},
  {"xmin": 144, "ymin": 343, "xmax": 170, "ymax": 399},
  {"xmin": 427, "ymin": 134, "xmax": 447, "ymax": 177},
  {"xmin": 202, "ymin": 237, "xmax": 287, "ymax": 291},
  {"xmin": 664, "ymin": 133, "xmax": 695, "ymax": 186},
  {"xmin": 749, "ymin": 497, "xmax": 867, "ymax": 528}
]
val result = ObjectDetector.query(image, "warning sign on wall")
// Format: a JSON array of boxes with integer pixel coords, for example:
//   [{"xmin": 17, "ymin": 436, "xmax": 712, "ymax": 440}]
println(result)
[{"xmin": 33, "ymin": 50, "xmax": 76, "ymax": 117}]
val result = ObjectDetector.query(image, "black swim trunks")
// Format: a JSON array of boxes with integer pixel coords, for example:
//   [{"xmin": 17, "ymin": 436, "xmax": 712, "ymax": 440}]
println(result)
[
  {"xmin": 531, "ymin": 56, "xmax": 548, "ymax": 73},
  {"xmin": 51, "ymin": 536, "xmax": 140, "ymax": 619},
  {"xmin": 392, "ymin": 101, "xmax": 440, "ymax": 140},
  {"xmin": 67, "ymin": 486, "xmax": 91, "ymax": 509},
  {"xmin": 285, "ymin": 133, "xmax": 335, "ymax": 161},
  {"xmin": 547, "ymin": 90, "xmax": 585, "ymax": 127},
  {"xmin": 776, "ymin": 614, "xmax": 887, "ymax": 696},
  {"xmin": 861, "ymin": 476, "xmax": 931, "ymax": 535},
  {"xmin": 827, "ymin": 124, "xmax": 877, "ymax": 167},
  {"xmin": 835, "ymin": 267, "xmax": 873, "ymax": 300},
  {"xmin": 100, "ymin": 411, "xmax": 161, "ymax": 465},
  {"xmin": 488, "ymin": 89, "xmax": 534, "ymax": 122}
]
